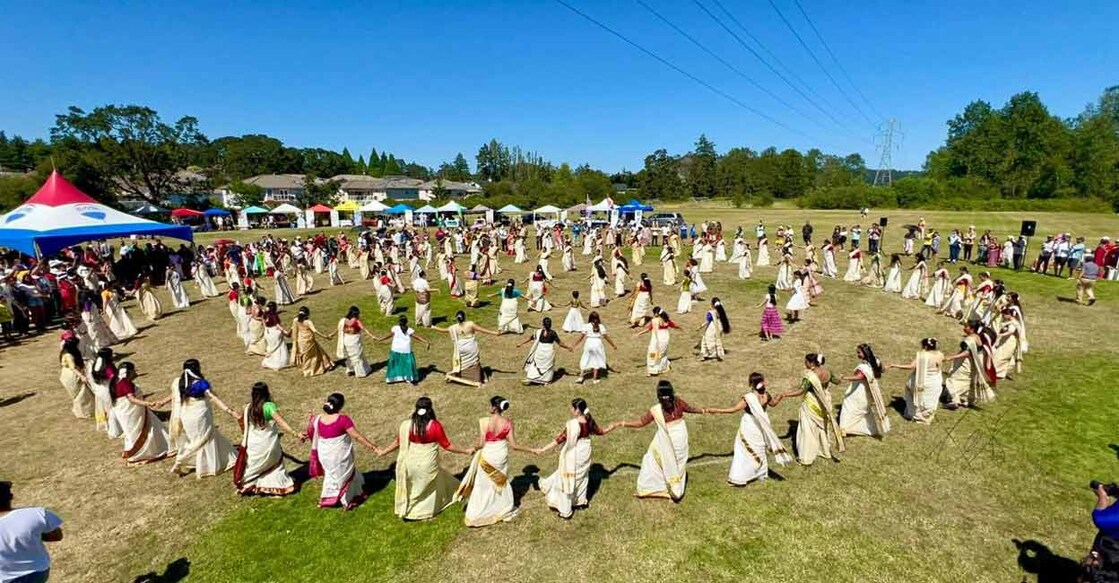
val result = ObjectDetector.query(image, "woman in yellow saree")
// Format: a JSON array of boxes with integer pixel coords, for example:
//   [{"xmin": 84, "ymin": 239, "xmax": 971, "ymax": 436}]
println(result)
[
  {"xmin": 455, "ymin": 396, "xmax": 525, "ymax": 527},
  {"xmin": 530, "ymin": 398, "xmax": 605, "ymax": 519},
  {"xmin": 887, "ymin": 337, "xmax": 945, "ymax": 424},
  {"xmin": 431, "ymin": 311, "xmax": 499, "ymax": 387},
  {"xmin": 772, "ymin": 354, "xmax": 845, "ymax": 466},
  {"xmin": 289, "ymin": 306, "xmax": 336, "ymax": 377},
  {"xmin": 837, "ymin": 344, "xmax": 891, "ymax": 438},
  {"xmin": 244, "ymin": 296, "xmax": 268, "ymax": 357},
  {"xmin": 608, "ymin": 381, "xmax": 707, "ymax": 502},
  {"xmin": 379, "ymin": 397, "xmax": 473, "ymax": 521},
  {"xmin": 58, "ymin": 336, "xmax": 94, "ymax": 419}
]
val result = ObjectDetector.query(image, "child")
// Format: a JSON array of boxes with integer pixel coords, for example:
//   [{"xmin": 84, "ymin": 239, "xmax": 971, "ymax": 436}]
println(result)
[
  {"xmin": 759, "ymin": 284, "xmax": 784, "ymax": 341},
  {"xmin": 676, "ymin": 268, "xmax": 694, "ymax": 314},
  {"xmin": 563, "ymin": 290, "xmax": 585, "ymax": 333},
  {"xmin": 785, "ymin": 272, "xmax": 810, "ymax": 323},
  {"xmin": 328, "ymin": 253, "xmax": 345, "ymax": 286}
]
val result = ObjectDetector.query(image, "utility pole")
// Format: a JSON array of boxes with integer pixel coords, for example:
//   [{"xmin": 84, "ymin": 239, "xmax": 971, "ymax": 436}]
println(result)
[{"xmin": 873, "ymin": 119, "xmax": 900, "ymax": 186}]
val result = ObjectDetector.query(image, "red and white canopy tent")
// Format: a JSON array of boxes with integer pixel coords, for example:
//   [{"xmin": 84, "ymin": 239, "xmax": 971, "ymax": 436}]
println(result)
[{"xmin": 0, "ymin": 171, "xmax": 192, "ymax": 256}]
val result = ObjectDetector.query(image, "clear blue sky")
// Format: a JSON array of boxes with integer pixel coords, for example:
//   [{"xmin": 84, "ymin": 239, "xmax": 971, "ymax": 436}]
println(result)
[{"xmin": 2, "ymin": 0, "xmax": 1115, "ymax": 172}]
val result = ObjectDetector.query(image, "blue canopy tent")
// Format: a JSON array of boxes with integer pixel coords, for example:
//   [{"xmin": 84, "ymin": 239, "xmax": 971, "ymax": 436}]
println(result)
[
  {"xmin": 203, "ymin": 208, "xmax": 231, "ymax": 217},
  {"xmin": 0, "ymin": 171, "xmax": 193, "ymax": 256},
  {"xmin": 386, "ymin": 204, "xmax": 412, "ymax": 215},
  {"xmin": 620, "ymin": 199, "xmax": 653, "ymax": 212}
]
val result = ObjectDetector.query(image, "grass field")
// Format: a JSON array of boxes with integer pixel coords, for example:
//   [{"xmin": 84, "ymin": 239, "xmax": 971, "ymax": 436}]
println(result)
[{"xmin": 1, "ymin": 206, "xmax": 1117, "ymax": 582}]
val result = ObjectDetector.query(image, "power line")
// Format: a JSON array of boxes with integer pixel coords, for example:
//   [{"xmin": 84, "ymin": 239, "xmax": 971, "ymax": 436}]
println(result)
[
  {"xmin": 706, "ymin": 0, "xmax": 856, "ymax": 133},
  {"xmin": 691, "ymin": 0, "xmax": 853, "ymax": 134},
  {"xmin": 552, "ymin": 0, "xmax": 812, "ymax": 139},
  {"xmin": 789, "ymin": 0, "xmax": 885, "ymax": 122},
  {"xmin": 634, "ymin": 0, "xmax": 835, "ymax": 137},
  {"xmin": 765, "ymin": 0, "xmax": 876, "ymax": 128}
]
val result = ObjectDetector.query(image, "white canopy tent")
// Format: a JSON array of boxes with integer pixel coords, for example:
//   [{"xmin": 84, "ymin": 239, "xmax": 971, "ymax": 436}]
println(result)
[
  {"xmin": 497, "ymin": 204, "xmax": 523, "ymax": 214},
  {"xmin": 437, "ymin": 201, "xmax": 466, "ymax": 213},
  {"xmin": 586, "ymin": 198, "xmax": 614, "ymax": 212},
  {"xmin": 415, "ymin": 204, "xmax": 438, "ymax": 214},
  {"xmin": 359, "ymin": 200, "xmax": 388, "ymax": 212},
  {"xmin": 270, "ymin": 203, "xmax": 302, "ymax": 214},
  {"xmin": 533, "ymin": 204, "xmax": 562, "ymax": 214}
]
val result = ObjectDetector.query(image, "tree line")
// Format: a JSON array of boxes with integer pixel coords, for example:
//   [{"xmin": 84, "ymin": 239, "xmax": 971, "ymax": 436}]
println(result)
[{"xmin": 2, "ymin": 86, "xmax": 1116, "ymax": 212}]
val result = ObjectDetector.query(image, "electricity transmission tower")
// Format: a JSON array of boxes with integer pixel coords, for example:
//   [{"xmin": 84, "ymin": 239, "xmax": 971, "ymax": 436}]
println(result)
[{"xmin": 873, "ymin": 119, "xmax": 901, "ymax": 186}]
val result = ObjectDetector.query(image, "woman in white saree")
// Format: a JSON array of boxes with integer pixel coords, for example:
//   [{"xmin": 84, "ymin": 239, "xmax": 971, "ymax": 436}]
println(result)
[
  {"xmin": 837, "ymin": 344, "xmax": 891, "ymax": 438},
  {"xmin": 608, "ymin": 381, "xmax": 707, "ymax": 501},
  {"xmin": 58, "ymin": 337, "xmax": 94, "ymax": 419},
  {"xmin": 883, "ymin": 254, "xmax": 904, "ymax": 293},
  {"xmin": 756, "ymin": 237, "xmax": 771, "ymax": 267},
  {"xmin": 697, "ymin": 298, "xmax": 730, "ymax": 361},
  {"xmin": 82, "ymin": 300, "xmax": 117, "ymax": 353},
  {"xmin": 166, "ymin": 267, "xmax": 191, "ymax": 309},
  {"xmin": 295, "ymin": 260, "xmax": 315, "ymax": 296},
  {"xmin": 335, "ymin": 306, "xmax": 375, "ymax": 377},
  {"xmin": 635, "ymin": 310, "xmax": 678, "ymax": 376},
  {"xmin": 660, "ymin": 247, "xmax": 678, "ymax": 286},
  {"xmin": 525, "ymin": 267, "xmax": 553, "ymax": 312},
  {"xmin": 901, "ymin": 254, "xmax": 928, "ymax": 299},
  {"xmin": 194, "ymin": 259, "xmax": 220, "ymax": 298},
  {"xmin": 517, "ymin": 317, "xmax": 571, "ymax": 385},
  {"xmin": 843, "ymin": 249, "xmax": 864, "ymax": 282},
  {"xmin": 455, "ymin": 397, "xmax": 525, "ymax": 527},
  {"xmin": 944, "ymin": 321, "xmax": 997, "ymax": 408},
  {"xmin": 570, "ymin": 312, "xmax": 617, "ymax": 385},
  {"xmin": 100, "ymin": 286, "xmax": 138, "ymax": 341},
  {"xmin": 432, "ymin": 311, "xmax": 500, "ymax": 387},
  {"xmin": 306, "ymin": 393, "xmax": 378, "ymax": 509},
  {"xmin": 887, "ymin": 338, "xmax": 944, "ymax": 424},
  {"xmin": 160, "ymin": 359, "xmax": 238, "ymax": 478},
  {"xmin": 774, "ymin": 255, "xmax": 795, "ymax": 291},
  {"xmin": 531, "ymin": 398, "xmax": 606, "ymax": 519},
  {"xmin": 493, "ymin": 280, "xmax": 525, "ymax": 334},
  {"xmin": 589, "ymin": 257, "xmax": 609, "ymax": 308},
  {"xmin": 772, "ymin": 354, "xmax": 845, "ymax": 466},
  {"xmin": 993, "ymin": 308, "xmax": 1024, "ymax": 379},
  {"xmin": 110, "ymin": 362, "xmax": 171, "ymax": 465},
  {"xmin": 135, "ymin": 276, "xmax": 163, "ymax": 321},
  {"xmin": 261, "ymin": 301, "xmax": 291, "ymax": 371},
  {"xmin": 380, "ymin": 397, "xmax": 473, "ymax": 521},
  {"xmin": 925, "ymin": 264, "xmax": 951, "ymax": 308},
  {"xmin": 89, "ymin": 348, "xmax": 123, "ymax": 438},
  {"xmin": 223, "ymin": 382, "xmax": 299, "ymax": 496},
  {"xmin": 705, "ymin": 373, "xmax": 792, "ymax": 486},
  {"xmin": 273, "ymin": 268, "xmax": 296, "ymax": 306},
  {"xmin": 939, "ymin": 268, "xmax": 972, "ymax": 318},
  {"xmin": 627, "ymin": 274, "xmax": 654, "ymax": 327},
  {"xmin": 821, "ymin": 240, "xmax": 838, "ymax": 278}
]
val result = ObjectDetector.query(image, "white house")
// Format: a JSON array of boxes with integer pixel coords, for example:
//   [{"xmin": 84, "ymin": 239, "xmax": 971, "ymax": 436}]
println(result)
[
  {"xmin": 217, "ymin": 174, "xmax": 309, "ymax": 208},
  {"xmin": 418, "ymin": 179, "xmax": 483, "ymax": 199}
]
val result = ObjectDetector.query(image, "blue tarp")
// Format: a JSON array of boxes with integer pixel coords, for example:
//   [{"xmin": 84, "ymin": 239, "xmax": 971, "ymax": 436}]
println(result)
[
  {"xmin": 204, "ymin": 208, "xmax": 232, "ymax": 216},
  {"xmin": 620, "ymin": 199, "xmax": 653, "ymax": 212}
]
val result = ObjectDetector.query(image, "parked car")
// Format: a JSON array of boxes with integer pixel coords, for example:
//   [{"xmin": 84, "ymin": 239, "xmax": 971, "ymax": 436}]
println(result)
[{"xmin": 648, "ymin": 212, "xmax": 684, "ymax": 228}]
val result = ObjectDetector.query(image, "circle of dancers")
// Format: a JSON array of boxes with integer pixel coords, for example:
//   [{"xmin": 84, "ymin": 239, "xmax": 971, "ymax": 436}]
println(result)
[{"xmin": 47, "ymin": 217, "xmax": 1029, "ymax": 526}]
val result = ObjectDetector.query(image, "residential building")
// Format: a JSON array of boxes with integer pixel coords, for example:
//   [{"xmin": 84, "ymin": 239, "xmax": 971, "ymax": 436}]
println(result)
[
  {"xmin": 333, "ymin": 175, "xmax": 429, "ymax": 202},
  {"xmin": 217, "ymin": 174, "xmax": 308, "ymax": 207},
  {"xmin": 419, "ymin": 179, "xmax": 483, "ymax": 199}
]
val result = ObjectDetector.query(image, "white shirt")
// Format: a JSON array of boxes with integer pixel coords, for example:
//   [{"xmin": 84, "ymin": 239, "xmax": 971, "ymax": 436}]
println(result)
[
  {"xmin": 390, "ymin": 325, "xmax": 414, "ymax": 353},
  {"xmin": 0, "ymin": 508, "xmax": 62, "ymax": 580},
  {"xmin": 1055, "ymin": 241, "xmax": 1070, "ymax": 258},
  {"xmin": 413, "ymin": 277, "xmax": 430, "ymax": 293}
]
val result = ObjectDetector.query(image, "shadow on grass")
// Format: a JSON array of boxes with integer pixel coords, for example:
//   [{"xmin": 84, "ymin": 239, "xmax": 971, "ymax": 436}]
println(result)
[
  {"xmin": 1109, "ymin": 444, "xmax": 1119, "ymax": 461},
  {"xmin": 132, "ymin": 557, "xmax": 190, "ymax": 583},
  {"xmin": 512, "ymin": 465, "xmax": 541, "ymax": 506},
  {"xmin": 1012, "ymin": 539, "xmax": 1082, "ymax": 583},
  {"xmin": 0, "ymin": 392, "xmax": 35, "ymax": 408},
  {"xmin": 889, "ymin": 396, "xmax": 907, "ymax": 415},
  {"xmin": 588, "ymin": 462, "xmax": 641, "ymax": 502}
]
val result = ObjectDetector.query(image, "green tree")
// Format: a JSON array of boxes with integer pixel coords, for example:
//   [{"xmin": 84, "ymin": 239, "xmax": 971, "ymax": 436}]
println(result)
[
  {"xmin": 341, "ymin": 147, "xmax": 355, "ymax": 173},
  {"xmin": 227, "ymin": 180, "xmax": 265, "ymax": 208},
  {"xmin": 295, "ymin": 174, "xmax": 340, "ymax": 208},
  {"xmin": 686, "ymin": 134, "xmax": 718, "ymax": 199},
  {"xmin": 368, "ymin": 148, "xmax": 382, "ymax": 176},
  {"xmin": 640, "ymin": 149, "xmax": 685, "ymax": 201},
  {"xmin": 50, "ymin": 104, "xmax": 206, "ymax": 203}
]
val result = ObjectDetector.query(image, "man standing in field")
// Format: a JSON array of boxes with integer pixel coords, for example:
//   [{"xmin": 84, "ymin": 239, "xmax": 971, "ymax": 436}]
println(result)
[
  {"xmin": 801, "ymin": 221, "xmax": 813, "ymax": 245},
  {"xmin": 0, "ymin": 481, "xmax": 64, "ymax": 583},
  {"xmin": 1077, "ymin": 255, "xmax": 1099, "ymax": 305}
]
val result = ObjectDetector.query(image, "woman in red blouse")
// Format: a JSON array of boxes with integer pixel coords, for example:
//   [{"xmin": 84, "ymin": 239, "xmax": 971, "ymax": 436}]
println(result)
[
  {"xmin": 455, "ymin": 396, "xmax": 528, "ymax": 527},
  {"xmin": 532, "ymin": 398, "xmax": 607, "ymax": 519},
  {"xmin": 607, "ymin": 381, "xmax": 709, "ymax": 501},
  {"xmin": 379, "ymin": 397, "xmax": 473, "ymax": 521},
  {"xmin": 110, "ymin": 362, "xmax": 171, "ymax": 465}
]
